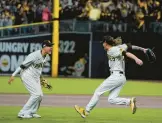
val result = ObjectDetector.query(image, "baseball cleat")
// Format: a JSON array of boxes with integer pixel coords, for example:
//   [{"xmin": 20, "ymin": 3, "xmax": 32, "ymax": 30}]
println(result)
[
  {"xmin": 74, "ymin": 105, "xmax": 89, "ymax": 118},
  {"xmin": 17, "ymin": 114, "xmax": 33, "ymax": 118},
  {"xmin": 32, "ymin": 114, "xmax": 41, "ymax": 118},
  {"xmin": 130, "ymin": 97, "xmax": 137, "ymax": 114}
]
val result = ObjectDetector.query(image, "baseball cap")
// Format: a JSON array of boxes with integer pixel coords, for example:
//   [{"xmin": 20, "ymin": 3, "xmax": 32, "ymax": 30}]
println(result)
[{"xmin": 42, "ymin": 40, "xmax": 54, "ymax": 47}]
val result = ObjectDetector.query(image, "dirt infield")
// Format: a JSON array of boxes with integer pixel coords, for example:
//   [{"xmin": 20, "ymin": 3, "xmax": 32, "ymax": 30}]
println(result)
[{"xmin": 0, "ymin": 94, "xmax": 162, "ymax": 108}]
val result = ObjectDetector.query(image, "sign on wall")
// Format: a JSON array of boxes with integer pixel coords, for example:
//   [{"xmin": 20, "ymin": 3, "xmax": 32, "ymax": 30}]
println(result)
[
  {"xmin": 59, "ymin": 33, "xmax": 91, "ymax": 78},
  {"xmin": 0, "ymin": 35, "xmax": 52, "ymax": 75}
]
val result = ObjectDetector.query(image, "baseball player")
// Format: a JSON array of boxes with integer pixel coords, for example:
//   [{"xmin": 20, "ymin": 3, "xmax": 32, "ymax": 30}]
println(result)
[
  {"xmin": 74, "ymin": 36, "xmax": 143, "ymax": 118},
  {"xmin": 8, "ymin": 40, "xmax": 53, "ymax": 118}
]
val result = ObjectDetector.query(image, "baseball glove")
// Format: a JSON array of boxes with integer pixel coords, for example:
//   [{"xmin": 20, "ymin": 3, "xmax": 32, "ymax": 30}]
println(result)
[
  {"xmin": 40, "ymin": 78, "xmax": 52, "ymax": 90},
  {"xmin": 145, "ymin": 48, "xmax": 156, "ymax": 63}
]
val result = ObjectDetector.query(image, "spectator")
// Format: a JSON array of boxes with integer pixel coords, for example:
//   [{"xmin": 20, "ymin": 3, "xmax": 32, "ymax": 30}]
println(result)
[
  {"xmin": 14, "ymin": 7, "xmax": 27, "ymax": 25},
  {"xmin": 59, "ymin": 0, "xmax": 162, "ymax": 32},
  {"xmin": 26, "ymin": 5, "xmax": 35, "ymax": 23},
  {"xmin": 0, "ymin": 0, "xmax": 52, "ymax": 27},
  {"xmin": 3, "ymin": 16, "xmax": 13, "ymax": 35},
  {"xmin": 0, "ymin": 14, "xmax": 4, "ymax": 27},
  {"xmin": 35, "ymin": 2, "xmax": 44, "ymax": 22},
  {"xmin": 42, "ymin": 7, "xmax": 51, "ymax": 21}
]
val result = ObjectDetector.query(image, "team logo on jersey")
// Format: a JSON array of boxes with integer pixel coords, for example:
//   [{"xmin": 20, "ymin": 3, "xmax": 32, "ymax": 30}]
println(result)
[
  {"xmin": 34, "ymin": 63, "xmax": 44, "ymax": 69},
  {"xmin": 107, "ymin": 55, "xmax": 115, "ymax": 61}
]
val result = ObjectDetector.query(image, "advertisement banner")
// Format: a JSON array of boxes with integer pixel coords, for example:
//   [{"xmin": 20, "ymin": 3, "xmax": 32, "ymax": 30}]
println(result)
[
  {"xmin": 59, "ymin": 33, "xmax": 91, "ymax": 78},
  {"xmin": 0, "ymin": 35, "xmax": 52, "ymax": 75}
]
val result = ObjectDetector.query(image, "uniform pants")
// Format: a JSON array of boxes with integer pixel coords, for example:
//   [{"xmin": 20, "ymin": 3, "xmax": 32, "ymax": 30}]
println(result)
[
  {"xmin": 18, "ymin": 73, "xmax": 43, "ymax": 115},
  {"xmin": 86, "ymin": 71, "xmax": 131, "ymax": 112}
]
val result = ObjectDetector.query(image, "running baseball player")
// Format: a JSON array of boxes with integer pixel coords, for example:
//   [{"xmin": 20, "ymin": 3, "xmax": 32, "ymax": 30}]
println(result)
[
  {"xmin": 74, "ymin": 35, "xmax": 143, "ymax": 118},
  {"xmin": 8, "ymin": 40, "xmax": 54, "ymax": 118}
]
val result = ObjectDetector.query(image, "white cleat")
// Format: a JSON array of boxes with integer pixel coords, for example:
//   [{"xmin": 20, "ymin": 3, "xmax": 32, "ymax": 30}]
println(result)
[
  {"xmin": 18, "ymin": 114, "xmax": 33, "ymax": 118},
  {"xmin": 32, "ymin": 114, "xmax": 41, "ymax": 118}
]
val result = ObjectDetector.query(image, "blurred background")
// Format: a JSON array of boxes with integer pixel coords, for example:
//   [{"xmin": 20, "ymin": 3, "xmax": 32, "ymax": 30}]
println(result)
[{"xmin": 0, "ymin": 0, "xmax": 162, "ymax": 80}]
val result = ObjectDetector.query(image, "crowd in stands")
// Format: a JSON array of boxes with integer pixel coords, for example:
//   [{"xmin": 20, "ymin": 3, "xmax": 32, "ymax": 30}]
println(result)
[
  {"xmin": 60, "ymin": 0, "xmax": 162, "ymax": 31},
  {"xmin": 0, "ymin": 0, "xmax": 52, "ymax": 28},
  {"xmin": 0, "ymin": 0, "xmax": 161, "ymax": 33}
]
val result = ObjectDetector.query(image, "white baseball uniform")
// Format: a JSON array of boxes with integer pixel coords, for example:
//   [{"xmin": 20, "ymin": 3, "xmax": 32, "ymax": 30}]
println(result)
[
  {"xmin": 12, "ymin": 50, "xmax": 50, "ymax": 116},
  {"xmin": 86, "ymin": 46, "xmax": 130, "ymax": 112}
]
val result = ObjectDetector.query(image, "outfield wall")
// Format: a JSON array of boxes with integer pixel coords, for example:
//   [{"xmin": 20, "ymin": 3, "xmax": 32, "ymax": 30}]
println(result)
[{"xmin": 0, "ymin": 32, "xmax": 161, "ymax": 80}]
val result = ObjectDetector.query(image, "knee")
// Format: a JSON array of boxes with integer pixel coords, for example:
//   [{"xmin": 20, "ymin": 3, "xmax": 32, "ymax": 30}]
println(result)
[
  {"xmin": 38, "ymin": 95, "xmax": 43, "ymax": 102},
  {"xmin": 37, "ymin": 95, "xmax": 43, "ymax": 101},
  {"xmin": 34, "ymin": 91, "xmax": 43, "ymax": 98},
  {"xmin": 32, "ymin": 94, "xmax": 43, "ymax": 101},
  {"xmin": 94, "ymin": 90, "xmax": 102, "ymax": 97},
  {"xmin": 108, "ymin": 97, "xmax": 114, "ymax": 104}
]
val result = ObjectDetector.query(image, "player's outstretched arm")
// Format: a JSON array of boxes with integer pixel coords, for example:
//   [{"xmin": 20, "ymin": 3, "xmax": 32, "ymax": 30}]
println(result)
[
  {"xmin": 125, "ymin": 52, "xmax": 143, "ymax": 66},
  {"xmin": 8, "ymin": 67, "xmax": 21, "ymax": 84},
  {"xmin": 114, "ymin": 37, "xmax": 147, "ymax": 53},
  {"xmin": 131, "ymin": 45, "xmax": 147, "ymax": 53},
  {"xmin": 123, "ymin": 43, "xmax": 147, "ymax": 53}
]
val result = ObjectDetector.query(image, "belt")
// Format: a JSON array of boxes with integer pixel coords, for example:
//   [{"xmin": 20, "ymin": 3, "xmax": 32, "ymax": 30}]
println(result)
[{"xmin": 111, "ymin": 71, "xmax": 124, "ymax": 74}]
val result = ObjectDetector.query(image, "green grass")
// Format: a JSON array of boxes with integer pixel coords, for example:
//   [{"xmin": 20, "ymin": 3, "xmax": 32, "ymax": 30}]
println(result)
[
  {"xmin": 0, "ymin": 106, "xmax": 162, "ymax": 123},
  {"xmin": 1, "ymin": 76, "xmax": 162, "ymax": 96}
]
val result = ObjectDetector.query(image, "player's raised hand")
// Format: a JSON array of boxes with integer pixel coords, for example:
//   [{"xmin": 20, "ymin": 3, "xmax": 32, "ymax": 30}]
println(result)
[
  {"xmin": 143, "ymin": 48, "xmax": 148, "ymax": 53},
  {"xmin": 8, "ymin": 76, "xmax": 14, "ymax": 85},
  {"xmin": 135, "ymin": 58, "xmax": 143, "ymax": 66}
]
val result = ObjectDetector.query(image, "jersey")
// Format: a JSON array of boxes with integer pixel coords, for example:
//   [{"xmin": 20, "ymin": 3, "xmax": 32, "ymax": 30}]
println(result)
[
  {"xmin": 20, "ymin": 50, "xmax": 50, "ymax": 78},
  {"xmin": 117, "ymin": 44, "xmax": 128, "ymax": 51},
  {"xmin": 107, "ymin": 46, "xmax": 125, "ymax": 72}
]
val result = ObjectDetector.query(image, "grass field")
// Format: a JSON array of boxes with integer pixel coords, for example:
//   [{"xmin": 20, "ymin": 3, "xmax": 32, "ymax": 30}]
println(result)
[
  {"xmin": 1, "ymin": 77, "xmax": 162, "ymax": 123},
  {"xmin": 0, "ymin": 76, "xmax": 162, "ymax": 96},
  {"xmin": 0, "ymin": 106, "xmax": 162, "ymax": 123}
]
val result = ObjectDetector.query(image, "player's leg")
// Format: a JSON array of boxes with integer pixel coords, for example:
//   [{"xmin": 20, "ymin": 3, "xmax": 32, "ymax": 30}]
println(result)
[
  {"xmin": 74, "ymin": 74, "xmax": 122, "ymax": 118},
  {"xmin": 75, "ymin": 78, "xmax": 111, "ymax": 118},
  {"xmin": 30, "ymin": 80, "xmax": 43, "ymax": 118},
  {"xmin": 107, "ymin": 74, "xmax": 137, "ymax": 114},
  {"xmin": 85, "ymin": 74, "xmax": 123, "ymax": 112},
  {"xmin": 30, "ymin": 96, "xmax": 42, "ymax": 118},
  {"xmin": 18, "ymin": 95, "xmax": 40, "ymax": 118},
  {"xmin": 108, "ymin": 85, "xmax": 130, "ymax": 105},
  {"xmin": 18, "ymin": 74, "xmax": 42, "ymax": 118}
]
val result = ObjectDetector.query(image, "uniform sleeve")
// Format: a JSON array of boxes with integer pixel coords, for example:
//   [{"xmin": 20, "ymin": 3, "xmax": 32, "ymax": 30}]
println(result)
[
  {"xmin": 20, "ymin": 54, "xmax": 36, "ymax": 69},
  {"xmin": 118, "ymin": 44, "xmax": 128, "ymax": 51},
  {"xmin": 12, "ymin": 67, "xmax": 21, "ymax": 76}
]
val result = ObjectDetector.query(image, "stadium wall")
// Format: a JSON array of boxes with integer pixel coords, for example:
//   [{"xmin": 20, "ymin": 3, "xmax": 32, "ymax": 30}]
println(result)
[{"xmin": 0, "ymin": 32, "xmax": 161, "ymax": 80}]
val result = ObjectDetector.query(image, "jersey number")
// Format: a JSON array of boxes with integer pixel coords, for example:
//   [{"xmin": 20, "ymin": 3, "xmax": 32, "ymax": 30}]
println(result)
[
  {"xmin": 59, "ymin": 40, "xmax": 76, "ymax": 53},
  {"xmin": 108, "ymin": 55, "xmax": 116, "ymax": 61},
  {"xmin": 109, "ymin": 57, "xmax": 115, "ymax": 61}
]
